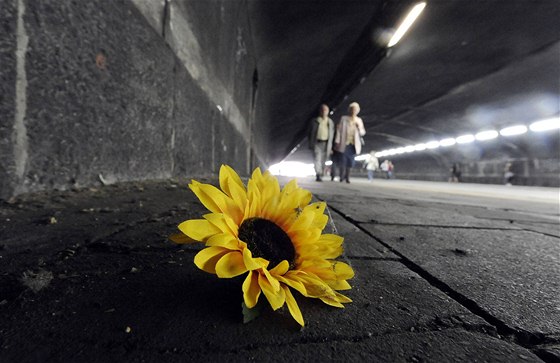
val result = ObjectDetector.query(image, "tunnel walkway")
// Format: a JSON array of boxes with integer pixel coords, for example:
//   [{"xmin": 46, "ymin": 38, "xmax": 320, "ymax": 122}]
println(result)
[{"xmin": 1, "ymin": 176, "xmax": 559, "ymax": 361}]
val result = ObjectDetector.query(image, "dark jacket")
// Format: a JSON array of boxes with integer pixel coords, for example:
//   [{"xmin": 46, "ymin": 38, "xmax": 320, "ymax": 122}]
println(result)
[{"xmin": 308, "ymin": 117, "xmax": 335, "ymax": 153}]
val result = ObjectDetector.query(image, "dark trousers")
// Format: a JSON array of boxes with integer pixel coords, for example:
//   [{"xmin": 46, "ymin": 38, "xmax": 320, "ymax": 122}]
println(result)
[{"xmin": 341, "ymin": 145, "xmax": 356, "ymax": 181}]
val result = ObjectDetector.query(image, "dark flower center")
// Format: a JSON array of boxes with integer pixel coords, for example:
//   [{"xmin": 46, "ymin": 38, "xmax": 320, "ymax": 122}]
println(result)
[{"xmin": 238, "ymin": 217, "xmax": 295, "ymax": 268}]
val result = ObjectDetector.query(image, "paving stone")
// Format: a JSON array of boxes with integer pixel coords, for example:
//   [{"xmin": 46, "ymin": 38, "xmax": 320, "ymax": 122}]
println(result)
[
  {"xmin": 327, "ymin": 197, "xmax": 520, "ymax": 229},
  {"xmin": 2, "ymin": 178, "xmax": 556, "ymax": 361},
  {"xmin": 152, "ymin": 329, "xmax": 542, "ymax": 362},
  {"xmin": 0, "ymin": 256, "xmax": 490, "ymax": 361},
  {"xmin": 326, "ymin": 206, "xmax": 395, "ymax": 259},
  {"xmin": 363, "ymin": 224, "xmax": 560, "ymax": 335}
]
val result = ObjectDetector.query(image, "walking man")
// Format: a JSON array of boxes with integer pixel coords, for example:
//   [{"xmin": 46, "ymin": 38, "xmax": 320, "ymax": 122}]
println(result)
[{"xmin": 309, "ymin": 104, "xmax": 334, "ymax": 181}]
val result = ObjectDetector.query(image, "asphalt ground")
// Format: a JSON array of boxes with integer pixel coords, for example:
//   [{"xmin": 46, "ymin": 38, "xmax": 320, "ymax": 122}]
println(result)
[{"xmin": 1, "ymin": 176, "xmax": 559, "ymax": 362}]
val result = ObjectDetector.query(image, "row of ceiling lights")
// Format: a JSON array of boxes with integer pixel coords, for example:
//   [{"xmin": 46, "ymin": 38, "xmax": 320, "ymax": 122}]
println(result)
[
  {"xmin": 364, "ymin": 117, "xmax": 560, "ymax": 159},
  {"xmin": 370, "ymin": 5, "xmax": 558, "ymax": 159}
]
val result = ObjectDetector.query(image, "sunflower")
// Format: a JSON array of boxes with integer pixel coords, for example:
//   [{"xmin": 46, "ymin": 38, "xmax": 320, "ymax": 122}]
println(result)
[{"xmin": 170, "ymin": 165, "xmax": 354, "ymax": 326}]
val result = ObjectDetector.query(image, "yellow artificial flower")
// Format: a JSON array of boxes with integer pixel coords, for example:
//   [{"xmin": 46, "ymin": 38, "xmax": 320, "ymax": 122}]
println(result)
[{"xmin": 171, "ymin": 165, "xmax": 354, "ymax": 326}]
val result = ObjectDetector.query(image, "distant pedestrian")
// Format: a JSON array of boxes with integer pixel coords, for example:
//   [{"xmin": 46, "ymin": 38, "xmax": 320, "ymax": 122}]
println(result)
[
  {"xmin": 308, "ymin": 104, "xmax": 334, "ymax": 182},
  {"xmin": 333, "ymin": 102, "xmax": 366, "ymax": 183},
  {"xmin": 380, "ymin": 160, "xmax": 389, "ymax": 178},
  {"xmin": 364, "ymin": 150, "xmax": 379, "ymax": 182},
  {"xmin": 449, "ymin": 163, "xmax": 461, "ymax": 183},
  {"xmin": 387, "ymin": 160, "xmax": 394, "ymax": 179},
  {"xmin": 504, "ymin": 162, "xmax": 514, "ymax": 186}
]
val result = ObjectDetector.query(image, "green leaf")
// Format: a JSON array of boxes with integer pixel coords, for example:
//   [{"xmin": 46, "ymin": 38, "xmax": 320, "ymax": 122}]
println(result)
[{"xmin": 242, "ymin": 301, "xmax": 262, "ymax": 323}]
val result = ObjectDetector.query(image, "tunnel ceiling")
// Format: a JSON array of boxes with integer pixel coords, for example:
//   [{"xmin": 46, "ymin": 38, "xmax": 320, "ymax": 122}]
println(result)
[{"xmin": 248, "ymin": 0, "xmax": 560, "ymax": 164}]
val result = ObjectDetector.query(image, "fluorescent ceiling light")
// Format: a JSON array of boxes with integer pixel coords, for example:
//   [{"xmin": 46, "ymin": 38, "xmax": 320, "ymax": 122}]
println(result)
[
  {"xmin": 354, "ymin": 154, "xmax": 369, "ymax": 161},
  {"xmin": 529, "ymin": 117, "xmax": 560, "ymax": 132},
  {"xmin": 455, "ymin": 134, "xmax": 475, "ymax": 144},
  {"xmin": 395, "ymin": 147, "xmax": 406, "ymax": 154},
  {"xmin": 404, "ymin": 145, "xmax": 415, "ymax": 153},
  {"xmin": 387, "ymin": 2, "xmax": 427, "ymax": 47},
  {"xmin": 325, "ymin": 160, "xmax": 333, "ymax": 166},
  {"xmin": 414, "ymin": 143, "xmax": 426, "ymax": 151},
  {"xmin": 475, "ymin": 130, "xmax": 499, "ymax": 141},
  {"xmin": 425, "ymin": 141, "xmax": 440, "ymax": 149},
  {"xmin": 500, "ymin": 125, "xmax": 527, "ymax": 136},
  {"xmin": 439, "ymin": 138, "xmax": 456, "ymax": 147}
]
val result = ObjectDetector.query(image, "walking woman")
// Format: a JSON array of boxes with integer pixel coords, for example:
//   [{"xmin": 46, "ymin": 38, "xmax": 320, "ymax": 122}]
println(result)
[{"xmin": 333, "ymin": 102, "xmax": 366, "ymax": 183}]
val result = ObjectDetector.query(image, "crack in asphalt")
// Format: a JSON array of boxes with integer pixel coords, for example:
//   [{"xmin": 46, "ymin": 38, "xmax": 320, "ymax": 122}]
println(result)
[
  {"xmin": 346, "ymin": 256, "xmax": 400, "ymax": 262},
  {"xmin": 361, "ymin": 221, "xmax": 521, "ymax": 231}
]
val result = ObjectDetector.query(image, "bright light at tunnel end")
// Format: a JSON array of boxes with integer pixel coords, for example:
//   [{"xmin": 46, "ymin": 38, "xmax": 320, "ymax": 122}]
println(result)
[
  {"xmin": 387, "ymin": 2, "xmax": 427, "ymax": 47},
  {"xmin": 269, "ymin": 162, "xmax": 315, "ymax": 177}
]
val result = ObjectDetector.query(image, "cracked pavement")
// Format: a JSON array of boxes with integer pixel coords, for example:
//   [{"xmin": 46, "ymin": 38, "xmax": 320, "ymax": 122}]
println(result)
[{"xmin": 1, "ymin": 177, "xmax": 559, "ymax": 362}]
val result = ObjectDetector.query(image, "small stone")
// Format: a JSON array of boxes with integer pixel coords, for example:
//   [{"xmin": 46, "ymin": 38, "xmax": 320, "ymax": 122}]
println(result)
[
  {"xmin": 49, "ymin": 216, "xmax": 58, "ymax": 224},
  {"xmin": 453, "ymin": 248, "xmax": 468, "ymax": 256},
  {"xmin": 125, "ymin": 326, "xmax": 132, "ymax": 333},
  {"xmin": 130, "ymin": 267, "xmax": 139, "ymax": 273},
  {"xmin": 21, "ymin": 269, "xmax": 54, "ymax": 293}
]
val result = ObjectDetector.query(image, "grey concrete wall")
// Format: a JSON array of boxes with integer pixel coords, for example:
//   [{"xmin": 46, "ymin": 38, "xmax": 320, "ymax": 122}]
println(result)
[
  {"xmin": 0, "ymin": 0, "xmax": 18, "ymax": 198},
  {"xmin": 0, "ymin": 0, "xmax": 258, "ymax": 199}
]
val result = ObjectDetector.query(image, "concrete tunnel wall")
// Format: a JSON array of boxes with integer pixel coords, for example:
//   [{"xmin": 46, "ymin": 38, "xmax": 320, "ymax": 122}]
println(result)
[
  {"xmin": 0, "ymin": 0, "xmax": 263, "ymax": 200},
  {"xmin": 361, "ymin": 131, "xmax": 560, "ymax": 187}
]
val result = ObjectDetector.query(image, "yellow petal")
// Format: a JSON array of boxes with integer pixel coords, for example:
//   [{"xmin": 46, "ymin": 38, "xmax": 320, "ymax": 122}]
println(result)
[
  {"xmin": 242, "ymin": 246, "xmax": 264, "ymax": 270},
  {"xmin": 287, "ymin": 210, "xmax": 314, "ymax": 233},
  {"xmin": 283, "ymin": 286, "xmax": 304, "ymax": 327},
  {"xmin": 219, "ymin": 165, "xmax": 248, "ymax": 212},
  {"xmin": 333, "ymin": 261, "xmax": 355, "ymax": 280},
  {"xmin": 276, "ymin": 273, "xmax": 307, "ymax": 296},
  {"xmin": 269, "ymin": 260, "xmax": 290, "ymax": 276},
  {"xmin": 215, "ymin": 251, "xmax": 248, "ymax": 278},
  {"xmin": 328, "ymin": 279, "xmax": 352, "ymax": 290},
  {"xmin": 191, "ymin": 181, "xmax": 243, "ymax": 223},
  {"xmin": 242, "ymin": 271, "xmax": 261, "ymax": 308},
  {"xmin": 227, "ymin": 178, "xmax": 248, "ymax": 213},
  {"xmin": 204, "ymin": 213, "xmax": 238, "ymax": 236},
  {"xmin": 205, "ymin": 233, "xmax": 239, "ymax": 249},
  {"xmin": 189, "ymin": 181, "xmax": 224, "ymax": 214},
  {"xmin": 245, "ymin": 180, "xmax": 261, "ymax": 218},
  {"xmin": 194, "ymin": 247, "xmax": 230, "ymax": 274},
  {"xmin": 219, "ymin": 164, "xmax": 246, "ymax": 196},
  {"xmin": 262, "ymin": 267, "xmax": 280, "ymax": 292},
  {"xmin": 169, "ymin": 233, "xmax": 198, "ymax": 244},
  {"xmin": 291, "ymin": 272, "xmax": 334, "ymax": 298},
  {"xmin": 320, "ymin": 295, "xmax": 345, "ymax": 308},
  {"xmin": 178, "ymin": 219, "xmax": 221, "ymax": 242},
  {"xmin": 305, "ymin": 202, "xmax": 328, "ymax": 229},
  {"xmin": 258, "ymin": 273, "xmax": 285, "ymax": 310},
  {"xmin": 334, "ymin": 291, "xmax": 353, "ymax": 304},
  {"xmin": 307, "ymin": 201, "xmax": 326, "ymax": 215}
]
